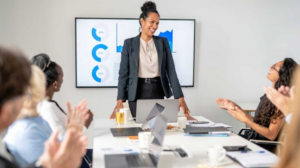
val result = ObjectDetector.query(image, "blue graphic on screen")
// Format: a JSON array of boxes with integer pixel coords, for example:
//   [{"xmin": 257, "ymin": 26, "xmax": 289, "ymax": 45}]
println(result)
[
  {"xmin": 158, "ymin": 30, "xmax": 173, "ymax": 53},
  {"xmin": 92, "ymin": 44, "xmax": 108, "ymax": 62},
  {"xmin": 116, "ymin": 24, "xmax": 123, "ymax": 53},
  {"xmin": 116, "ymin": 23, "xmax": 174, "ymax": 53},
  {"xmin": 92, "ymin": 28, "xmax": 101, "ymax": 41},
  {"xmin": 92, "ymin": 66, "xmax": 101, "ymax": 82}
]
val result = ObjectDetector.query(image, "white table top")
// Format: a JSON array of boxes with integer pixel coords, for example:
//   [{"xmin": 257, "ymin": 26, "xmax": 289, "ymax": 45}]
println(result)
[{"xmin": 93, "ymin": 116, "xmax": 270, "ymax": 168}]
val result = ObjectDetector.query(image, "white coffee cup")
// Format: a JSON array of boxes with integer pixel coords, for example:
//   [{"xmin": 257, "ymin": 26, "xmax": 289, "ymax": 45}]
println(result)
[
  {"xmin": 177, "ymin": 117, "xmax": 187, "ymax": 129},
  {"xmin": 138, "ymin": 132, "xmax": 152, "ymax": 148},
  {"xmin": 122, "ymin": 108, "xmax": 130, "ymax": 123},
  {"xmin": 207, "ymin": 145, "xmax": 226, "ymax": 165}
]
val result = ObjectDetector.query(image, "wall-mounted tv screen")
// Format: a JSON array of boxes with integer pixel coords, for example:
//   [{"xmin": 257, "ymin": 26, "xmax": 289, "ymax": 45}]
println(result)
[{"xmin": 76, "ymin": 18, "xmax": 195, "ymax": 88}]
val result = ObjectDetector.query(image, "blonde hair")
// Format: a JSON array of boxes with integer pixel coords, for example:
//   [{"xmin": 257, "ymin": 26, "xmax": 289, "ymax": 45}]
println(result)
[
  {"xmin": 18, "ymin": 65, "xmax": 46, "ymax": 118},
  {"xmin": 275, "ymin": 66, "xmax": 300, "ymax": 168}
]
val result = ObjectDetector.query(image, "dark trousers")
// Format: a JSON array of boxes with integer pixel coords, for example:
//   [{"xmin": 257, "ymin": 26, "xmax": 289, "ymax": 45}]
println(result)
[{"xmin": 129, "ymin": 78, "xmax": 165, "ymax": 117}]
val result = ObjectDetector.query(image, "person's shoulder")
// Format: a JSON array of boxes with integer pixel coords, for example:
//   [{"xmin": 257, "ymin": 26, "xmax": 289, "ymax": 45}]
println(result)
[
  {"xmin": 37, "ymin": 100, "xmax": 59, "ymax": 115},
  {"xmin": 6, "ymin": 117, "xmax": 45, "ymax": 139},
  {"xmin": 124, "ymin": 37, "xmax": 135, "ymax": 44},
  {"xmin": 8, "ymin": 118, "xmax": 32, "ymax": 129},
  {"xmin": 21, "ymin": 117, "xmax": 52, "ymax": 138},
  {"xmin": 21, "ymin": 117, "xmax": 50, "ymax": 132},
  {"xmin": 38, "ymin": 100, "xmax": 56, "ymax": 108}
]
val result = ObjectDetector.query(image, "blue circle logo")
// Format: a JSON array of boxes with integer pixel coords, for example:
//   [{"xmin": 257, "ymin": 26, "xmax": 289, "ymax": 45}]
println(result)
[
  {"xmin": 92, "ymin": 44, "xmax": 109, "ymax": 62},
  {"xmin": 92, "ymin": 65, "xmax": 110, "ymax": 83},
  {"xmin": 91, "ymin": 23, "xmax": 110, "ymax": 42}
]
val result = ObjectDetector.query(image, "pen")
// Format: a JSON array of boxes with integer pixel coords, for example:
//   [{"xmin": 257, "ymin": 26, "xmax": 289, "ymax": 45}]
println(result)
[{"xmin": 241, "ymin": 150, "xmax": 265, "ymax": 153}]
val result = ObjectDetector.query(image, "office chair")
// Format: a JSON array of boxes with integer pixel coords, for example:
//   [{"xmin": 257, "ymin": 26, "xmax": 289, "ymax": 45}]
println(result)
[{"xmin": 238, "ymin": 127, "xmax": 285, "ymax": 154}]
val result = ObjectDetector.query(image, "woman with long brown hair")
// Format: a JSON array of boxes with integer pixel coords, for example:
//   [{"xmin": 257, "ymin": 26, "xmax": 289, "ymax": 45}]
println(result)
[{"xmin": 216, "ymin": 58, "xmax": 298, "ymax": 152}]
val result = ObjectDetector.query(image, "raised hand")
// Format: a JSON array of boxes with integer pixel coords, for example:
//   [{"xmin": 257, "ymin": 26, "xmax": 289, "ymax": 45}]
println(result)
[
  {"xmin": 66, "ymin": 102, "xmax": 84, "ymax": 132},
  {"xmin": 216, "ymin": 98, "xmax": 238, "ymax": 110},
  {"xmin": 40, "ymin": 129, "xmax": 87, "ymax": 168},
  {"xmin": 76, "ymin": 100, "xmax": 94, "ymax": 128},
  {"xmin": 227, "ymin": 106, "xmax": 250, "ymax": 124},
  {"xmin": 264, "ymin": 86, "xmax": 294, "ymax": 116},
  {"xmin": 82, "ymin": 109, "xmax": 94, "ymax": 128}
]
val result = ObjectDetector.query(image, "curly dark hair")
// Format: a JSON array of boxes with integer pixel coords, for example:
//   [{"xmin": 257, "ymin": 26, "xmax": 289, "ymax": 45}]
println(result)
[
  {"xmin": 31, "ymin": 53, "xmax": 59, "ymax": 88},
  {"xmin": 255, "ymin": 58, "xmax": 299, "ymax": 127},
  {"xmin": 139, "ymin": 1, "xmax": 160, "ymax": 26}
]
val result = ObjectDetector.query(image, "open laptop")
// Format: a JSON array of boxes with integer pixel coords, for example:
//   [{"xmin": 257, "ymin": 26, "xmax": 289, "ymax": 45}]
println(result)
[
  {"xmin": 105, "ymin": 113, "xmax": 168, "ymax": 168},
  {"xmin": 110, "ymin": 103, "xmax": 165, "ymax": 137},
  {"xmin": 136, "ymin": 99, "xmax": 179, "ymax": 123}
]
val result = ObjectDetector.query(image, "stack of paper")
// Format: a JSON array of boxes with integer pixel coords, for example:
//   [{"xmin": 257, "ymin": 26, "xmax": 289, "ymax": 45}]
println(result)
[
  {"xmin": 227, "ymin": 152, "xmax": 278, "ymax": 167},
  {"xmin": 184, "ymin": 133, "xmax": 228, "ymax": 137},
  {"xmin": 189, "ymin": 123, "xmax": 232, "ymax": 128}
]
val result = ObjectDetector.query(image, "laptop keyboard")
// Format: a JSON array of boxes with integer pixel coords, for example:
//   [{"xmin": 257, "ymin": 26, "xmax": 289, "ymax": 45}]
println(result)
[
  {"xmin": 149, "ymin": 154, "xmax": 157, "ymax": 166},
  {"xmin": 126, "ymin": 155, "xmax": 145, "ymax": 167},
  {"xmin": 110, "ymin": 127, "xmax": 144, "ymax": 137},
  {"xmin": 122, "ymin": 128, "xmax": 143, "ymax": 135}
]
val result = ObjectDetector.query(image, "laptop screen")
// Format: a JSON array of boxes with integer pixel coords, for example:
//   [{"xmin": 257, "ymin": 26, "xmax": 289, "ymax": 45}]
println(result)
[
  {"xmin": 149, "ymin": 113, "xmax": 168, "ymax": 158},
  {"xmin": 141, "ymin": 103, "xmax": 165, "ymax": 130}
]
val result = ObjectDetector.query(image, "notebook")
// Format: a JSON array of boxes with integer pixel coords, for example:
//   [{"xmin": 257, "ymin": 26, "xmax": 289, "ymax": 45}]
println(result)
[{"xmin": 227, "ymin": 152, "xmax": 278, "ymax": 168}]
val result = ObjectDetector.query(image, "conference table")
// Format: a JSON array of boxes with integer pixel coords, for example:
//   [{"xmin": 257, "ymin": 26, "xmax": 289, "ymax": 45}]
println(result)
[{"xmin": 93, "ymin": 116, "xmax": 271, "ymax": 168}]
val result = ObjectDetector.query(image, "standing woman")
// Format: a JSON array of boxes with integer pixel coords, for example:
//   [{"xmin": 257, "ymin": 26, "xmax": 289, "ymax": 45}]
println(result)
[{"xmin": 111, "ymin": 1, "xmax": 190, "ymax": 118}]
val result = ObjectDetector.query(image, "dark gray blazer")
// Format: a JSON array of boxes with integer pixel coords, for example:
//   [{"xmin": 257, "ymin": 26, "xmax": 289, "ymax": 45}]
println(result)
[{"xmin": 117, "ymin": 34, "xmax": 184, "ymax": 101}]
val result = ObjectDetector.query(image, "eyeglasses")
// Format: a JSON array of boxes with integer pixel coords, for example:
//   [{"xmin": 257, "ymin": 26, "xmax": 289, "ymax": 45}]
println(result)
[{"xmin": 271, "ymin": 64, "xmax": 279, "ymax": 72}]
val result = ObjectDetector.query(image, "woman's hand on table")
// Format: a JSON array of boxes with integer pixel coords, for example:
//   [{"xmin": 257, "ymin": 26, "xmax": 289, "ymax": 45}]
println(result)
[
  {"xmin": 178, "ymin": 97, "xmax": 191, "ymax": 117},
  {"xmin": 110, "ymin": 100, "xmax": 124, "ymax": 119}
]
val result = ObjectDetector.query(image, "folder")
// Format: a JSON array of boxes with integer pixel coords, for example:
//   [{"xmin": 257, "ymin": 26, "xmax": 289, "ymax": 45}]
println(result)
[{"xmin": 226, "ymin": 151, "xmax": 278, "ymax": 167}]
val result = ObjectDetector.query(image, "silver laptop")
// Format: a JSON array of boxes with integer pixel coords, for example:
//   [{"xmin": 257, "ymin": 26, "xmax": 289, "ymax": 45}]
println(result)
[
  {"xmin": 105, "ymin": 113, "xmax": 168, "ymax": 168},
  {"xmin": 110, "ymin": 103, "xmax": 165, "ymax": 137},
  {"xmin": 136, "ymin": 99, "xmax": 179, "ymax": 123}
]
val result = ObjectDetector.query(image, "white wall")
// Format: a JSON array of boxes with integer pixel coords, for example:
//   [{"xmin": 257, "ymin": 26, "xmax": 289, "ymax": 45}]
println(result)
[{"xmin": 1, "ymin": 0, "xmax": 300, "ymax": 137}]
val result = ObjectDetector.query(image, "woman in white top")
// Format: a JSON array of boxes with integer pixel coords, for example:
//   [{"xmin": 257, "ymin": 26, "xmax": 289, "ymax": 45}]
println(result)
[
  {"xmin": 31, "ymin": 54, "xmax": 93, "ymax": 168},
  {"xmin": 31, "ymin": 53, "xmax": 93, "ymax": 140}
]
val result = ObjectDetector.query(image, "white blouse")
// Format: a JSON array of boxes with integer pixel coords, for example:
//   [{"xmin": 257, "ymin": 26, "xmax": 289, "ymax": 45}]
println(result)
[
  {"xmin": 138, "ymin": 38, "xmax": 160, "ymax": 78},
  {"xmin": 37, "ymin": 100, "xmax": 87, "ymax": 141}
]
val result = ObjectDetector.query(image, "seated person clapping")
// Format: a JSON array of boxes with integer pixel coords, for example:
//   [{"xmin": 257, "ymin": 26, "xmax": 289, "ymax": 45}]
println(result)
[
  {"xmin": 0, "ymin": 46, "xmax": 86, "ymax": 168},
  {"xmin": 31, "ymin": 54, "xmax": 93, "ymax": 168},
  {"xmin": 4, "ymin": 65, "xmax": 88, "ymax": 167},
  {"xmin": 216, "ymin": 58, "xmax": 298, "ymax": 151},
  {"xmin": 31, "ymin": 53, "xmax": 94, "ymax": 141}
]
